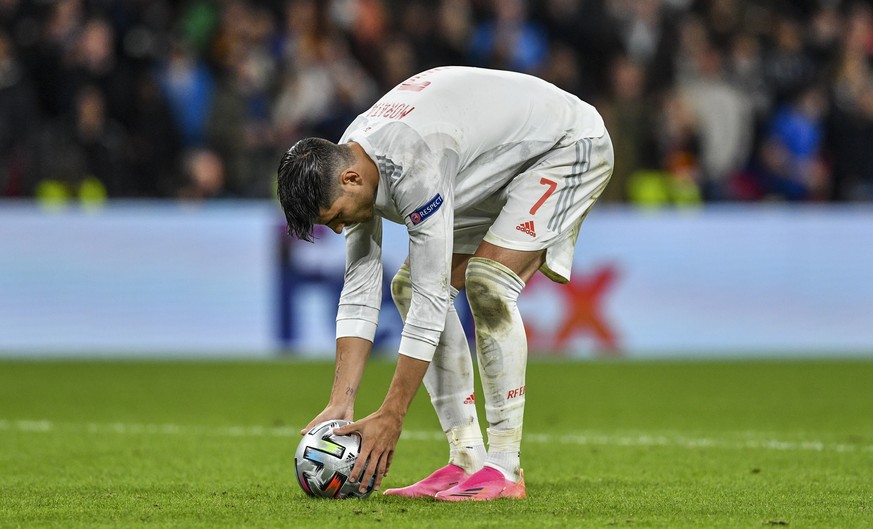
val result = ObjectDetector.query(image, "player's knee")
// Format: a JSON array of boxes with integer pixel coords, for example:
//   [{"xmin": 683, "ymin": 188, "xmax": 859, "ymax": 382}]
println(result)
[
  {"xmin": 465, "ymin": 258, "xmax": 524, "ymax": 332},
  {"xmin": 390, "ymin": 263, "xmax": 412, "ymax": 311},
  {"xmin": 465, "ymin": 265, "xmax": 502, "ymax": 315}
]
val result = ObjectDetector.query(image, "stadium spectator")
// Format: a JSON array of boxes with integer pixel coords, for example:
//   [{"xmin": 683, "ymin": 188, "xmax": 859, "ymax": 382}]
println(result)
[
  {"xmin": 764, "ymin": 15, "xmax": 819, "ymax": 108},
  {"xmin": 34, "ymin": 84, "xmax": 128, "ymax": 200},
  {"xmin": 726, "ymin": 32, "xmax": 770, "ymax": 123},
  {"xmin": 538, "ymin": 0, "xmax": 622, "ymax": 99},
  {"xmin": 611, "ymin": 0, "xmax": 673, "ymax": 69},
  {"xmin": 808, "ymin": 3, "xmax": 844, "ymax": 73},
  {"xmin": 126, "ymin": 72, "xmax": 182, "ymax": 197},
  {"xmin": 838, "ymin": 86, "xmax": 873, "ymax": 201},
  {"xmin": 156, "ymin": 38, "xmax": 215, "ymax": 148},
  {"xmin": 63, "ymin": 17, "xmax": 136, "ymax": 128},
  {"xmin": 678, "ymin": 43, "xmax": 753, "ymax": 200},
  {"xmin": 468, "ymin": 0, "xmax": 549, "ymax": 73},
  {"xmin": 701, "ymin": 0, "xmax": 745, "ymax": 51},
  {"xmin": 30, "ymin": 0, "xmax": 85, "ymax": 118},
  {"xmin": 630, "ymin": 87, "xmax": 703, "ymax": 206},
  {"xmin": 428, "ymin": 0, "xmax": 474, "ymax": 70},
  {"xmin": 177, "ymin": 147, "xmax": 228, "ymax": 200},
  {"xmin": 0, "ymin": 0, "xmax": 23, "ymax": 32},
  {"xmin": 206, "ymin": 3, "xmax": 279, "ymax": 197},
  {"xmin": 598, "ymin": 55, "xmax": 656, "ymax": 202},
  {"xmin": 273, "ymin": 0, "xmax": 376, "ymax": 147},
  {"xmin": 0, "ymin": 29, "xmax": 39, "ymax": 196},
  {"xmin": 828, "ymin": 3, "xmax": 873, "ymax": 201},
  {"xmin": 758, "ymin": 86, "xmax": 830, "ymax": 201}
]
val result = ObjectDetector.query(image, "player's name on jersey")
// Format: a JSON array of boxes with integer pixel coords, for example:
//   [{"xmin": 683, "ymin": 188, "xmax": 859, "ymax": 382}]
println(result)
[{"xmin": 365, "ymin": 102, "xmax": 415, "ymax": 120}]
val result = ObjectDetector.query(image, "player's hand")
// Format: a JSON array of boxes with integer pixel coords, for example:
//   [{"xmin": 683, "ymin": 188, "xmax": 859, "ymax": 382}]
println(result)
[
  {"xmin": 299, "ymin": 404, "xmax": 353, "ymax": 435},
  {"xmin": 333, "ymin": 408, "xmax": 403, "ymax": 493}
]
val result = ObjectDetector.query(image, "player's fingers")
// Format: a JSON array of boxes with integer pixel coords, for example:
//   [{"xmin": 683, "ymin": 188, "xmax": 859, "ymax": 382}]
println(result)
[
  {"xmin": 332, "ymin": 422, "xmax": 356, "ymax": 436},
  {"xmin": 356, "ymin": 453, "xmax": 374, "ymax": 486},
  {"xmin": 348, "ymin": 444, "xmax": 369, "ymax": 483},
  {"xmin": 299, "ymin": 420, "xmax": 318, "ymax": 436},
  {"xmin": 384, "ymin": 450, "xmax": 394, "ymax": 477},
  {"xmin": 372, "ymin": 452, "xmax": 390, "ymax": 491},
  {"xmin": 358, "ymin": 451, "xmax": 380, "ymax": 493},
  {"xmin": 349, "ymin": 461, "xmax": 364, "ymax": 484}
]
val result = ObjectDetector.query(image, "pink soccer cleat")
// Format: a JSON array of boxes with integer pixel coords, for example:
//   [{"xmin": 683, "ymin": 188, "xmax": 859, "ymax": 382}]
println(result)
[
  {"xmin": 434, "ymin": 466, "xmax": 526, "ymax": 501},
  {"xmin": 382, "ymin": 464, "xmax": 470, "ymax": 498}
]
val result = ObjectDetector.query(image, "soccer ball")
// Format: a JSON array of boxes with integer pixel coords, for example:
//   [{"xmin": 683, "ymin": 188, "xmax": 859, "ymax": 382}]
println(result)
[{"xmin": 294, "ymin": 420, "xmax": 374, "ymax": 499}]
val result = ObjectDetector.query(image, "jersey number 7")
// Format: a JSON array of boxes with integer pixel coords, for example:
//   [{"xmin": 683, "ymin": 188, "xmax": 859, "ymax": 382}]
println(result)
[{"xmin": 530, "ymin": 178, "xmax": 558, "ymax": 215}]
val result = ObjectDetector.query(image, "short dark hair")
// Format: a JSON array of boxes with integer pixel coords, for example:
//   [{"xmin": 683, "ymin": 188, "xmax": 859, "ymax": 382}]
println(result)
[{"xmin": 276, "ymin": 138, "xmax": 353, "ymax": 241}]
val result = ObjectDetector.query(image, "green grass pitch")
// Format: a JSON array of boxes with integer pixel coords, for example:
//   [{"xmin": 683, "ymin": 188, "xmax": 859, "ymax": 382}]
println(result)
[{"xmin": 1, "ymin": 358, "xmax": 871, "ymax": 528}]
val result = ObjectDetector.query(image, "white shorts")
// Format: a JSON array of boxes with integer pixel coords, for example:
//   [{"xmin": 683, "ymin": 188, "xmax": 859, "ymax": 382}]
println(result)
[{"xmin": 453, "ymin": 131, "xmax": 614, "ymax": 283}]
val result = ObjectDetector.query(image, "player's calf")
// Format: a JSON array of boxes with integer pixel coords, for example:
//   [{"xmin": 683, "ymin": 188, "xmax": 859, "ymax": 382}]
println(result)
[{"xmin": 465, "ymin": 257, "xmax": 527, "ymax": 482}]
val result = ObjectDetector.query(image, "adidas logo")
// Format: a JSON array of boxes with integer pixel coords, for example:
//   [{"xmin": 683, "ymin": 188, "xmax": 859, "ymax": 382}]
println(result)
[
  {"xmin": 516, "ymin": 220, "xmax": 536, "ymax": 237},
  {"xmin": 463, "ymin": 393, "xmax": 475, "ymax": 405}
]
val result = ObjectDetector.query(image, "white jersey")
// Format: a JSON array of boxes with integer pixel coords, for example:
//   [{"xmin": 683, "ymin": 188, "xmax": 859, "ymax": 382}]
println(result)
[{"xmin": 335, "ymin": 67, "xmax": 606, "ymax": 361}]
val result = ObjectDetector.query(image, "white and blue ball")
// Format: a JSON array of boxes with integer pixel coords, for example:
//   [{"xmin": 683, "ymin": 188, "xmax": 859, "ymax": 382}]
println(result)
[{"xmin": 294, "ymin": 420, "xmax": 373, "ymax": 499}]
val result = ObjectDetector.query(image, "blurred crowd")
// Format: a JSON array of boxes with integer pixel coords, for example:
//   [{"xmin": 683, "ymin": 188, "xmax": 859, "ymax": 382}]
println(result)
[{"xmin": 1, "ymin": 0, "xmax": 872, "ymax": 204}]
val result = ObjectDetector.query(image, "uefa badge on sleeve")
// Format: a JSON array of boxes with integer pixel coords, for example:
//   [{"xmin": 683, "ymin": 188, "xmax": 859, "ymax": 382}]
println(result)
[{"xmin": 406, "ymin": 193, "xmax": 443, "ymax": 228}]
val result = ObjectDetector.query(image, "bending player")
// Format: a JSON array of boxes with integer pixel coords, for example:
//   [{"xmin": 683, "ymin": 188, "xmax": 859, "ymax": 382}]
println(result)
[{"xmin": 278, "ymin": 67, "xmax": 613, "ymax": 501}]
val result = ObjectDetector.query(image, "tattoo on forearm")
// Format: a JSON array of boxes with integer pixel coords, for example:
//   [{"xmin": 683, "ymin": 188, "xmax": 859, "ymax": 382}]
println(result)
[
  {"xmin": 334, "ymin": 350, "xmax": 357, "ymax": 397},
  {"xmin": 334, "ymin": 353, "xmax": 343, "ymax": 387}
]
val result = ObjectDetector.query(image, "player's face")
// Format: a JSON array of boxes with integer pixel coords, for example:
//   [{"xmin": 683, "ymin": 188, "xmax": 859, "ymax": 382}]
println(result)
[{"xmin": 317, "ymin": 188, "xmax": 375, "ymax": 234}]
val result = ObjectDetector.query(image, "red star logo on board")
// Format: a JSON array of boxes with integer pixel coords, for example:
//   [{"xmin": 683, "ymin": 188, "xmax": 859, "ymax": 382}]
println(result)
[{"xmin": 522, "ymin": 265, "xmax": 622, "ymax": 357}]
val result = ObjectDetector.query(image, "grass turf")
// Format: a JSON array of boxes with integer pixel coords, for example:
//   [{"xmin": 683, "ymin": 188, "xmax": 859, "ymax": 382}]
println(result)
[{"xmin": 0, "ymin": 359, "xmax": 871, "ymax": 528}]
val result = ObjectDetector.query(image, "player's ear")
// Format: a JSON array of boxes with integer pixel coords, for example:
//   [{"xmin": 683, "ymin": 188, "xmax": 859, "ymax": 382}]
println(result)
[{"xmin": 340, "ymin": 170, "xmax": 363, "ymax": 187}]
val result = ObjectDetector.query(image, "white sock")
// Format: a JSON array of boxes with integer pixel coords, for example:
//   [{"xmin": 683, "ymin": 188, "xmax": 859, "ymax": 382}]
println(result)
[
  {"xmin": 391, "ymin": 263, "xmax": 485, "ymax": 474},
  {"xmin": 484, "ymin": 427, "xmax": 522, "ymax": 482},
  {"xmin": 447, "ymin": 423, "xmax": 487, "ymax": 474},
  {"xmin": 465, "ymin": 257, "xmax": 527, "ymax": 482}
]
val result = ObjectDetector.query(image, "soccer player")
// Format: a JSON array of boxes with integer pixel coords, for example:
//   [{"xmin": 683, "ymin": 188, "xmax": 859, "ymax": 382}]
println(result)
[{"xmin": 279, "ymin": 67, "xmax": 613, "ymax": 501}]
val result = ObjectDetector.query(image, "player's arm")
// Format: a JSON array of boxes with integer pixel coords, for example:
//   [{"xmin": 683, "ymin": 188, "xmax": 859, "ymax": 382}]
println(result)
[
  {"xmin": 337, "ymin": 353, "xmax": 430, "ymax": 489},
  {"xmin": 334, "ymin": 201, "xmax": 453, "ymax": 491},
  {"xmin": 300, "ymin": 218, "xmax": 383, "ymax": 434},
  {"xmin": 335, "ymin": 146, "xmax": 457, "ymax": 492},
  {"xmin": 299, "ymin": 336, "xmax": 371, "ymax": 434}
]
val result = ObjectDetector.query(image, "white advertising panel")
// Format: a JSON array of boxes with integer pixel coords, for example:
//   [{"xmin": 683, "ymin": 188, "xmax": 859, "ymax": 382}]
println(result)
[
  {"xmin": 0, "ymin": 202, "xmax": 276, "ymax": 356},
  {"xmin": 2, "ymin": 202, "xmax": 871, "ymax": 358},
  {"xmin": 521, "ymin": 205, "xmax": 873, "ymax": 357}
]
